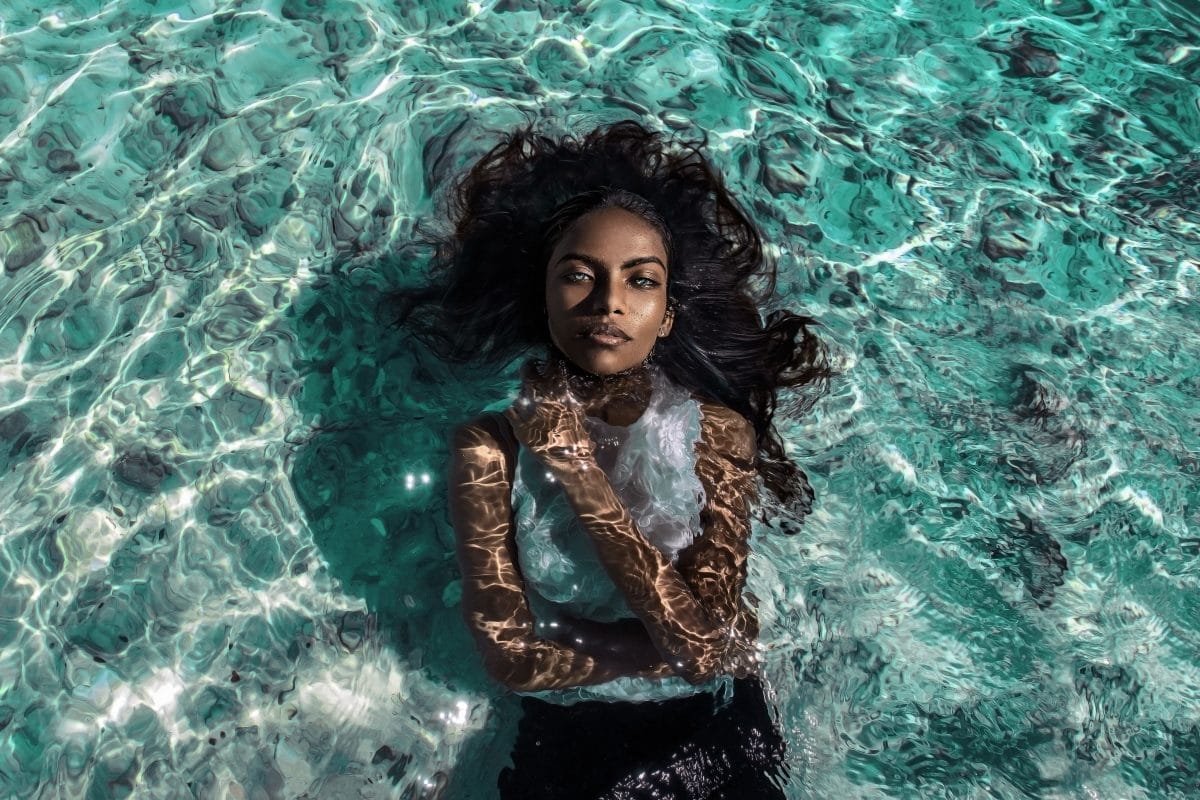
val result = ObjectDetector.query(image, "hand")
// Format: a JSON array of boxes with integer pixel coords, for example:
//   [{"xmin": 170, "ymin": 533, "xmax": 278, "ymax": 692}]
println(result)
[{"xmin": 503, "ymin": 357, "xmax": 596, "ymax": 471}]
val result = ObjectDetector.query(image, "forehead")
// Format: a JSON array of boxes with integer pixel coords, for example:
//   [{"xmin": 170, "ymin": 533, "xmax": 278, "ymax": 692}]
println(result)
[{"xmin": 553, "ymin": 207, "xmax": 668, "ymax": 260}]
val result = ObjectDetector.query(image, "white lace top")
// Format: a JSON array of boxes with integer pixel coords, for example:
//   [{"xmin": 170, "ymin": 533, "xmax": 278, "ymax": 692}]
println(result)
[{"xmin": 510, "ymin": 365, "xmax": 732, "ymax": 705}]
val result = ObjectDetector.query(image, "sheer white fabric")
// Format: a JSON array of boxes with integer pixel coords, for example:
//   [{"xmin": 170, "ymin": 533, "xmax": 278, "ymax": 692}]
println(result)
[{"xmin": 510, "ymin": 365, "xmax": 731, "ymax": 704}]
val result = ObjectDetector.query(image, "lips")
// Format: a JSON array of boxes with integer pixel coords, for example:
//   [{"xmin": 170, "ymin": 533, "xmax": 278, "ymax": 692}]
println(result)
[{"xmin": 579, "ymin": 321, "xmax": 631, "ymax": 340}]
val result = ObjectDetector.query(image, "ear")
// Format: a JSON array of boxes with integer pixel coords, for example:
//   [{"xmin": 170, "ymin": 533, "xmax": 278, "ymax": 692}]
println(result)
[{"xmin": 658, "ymin": 304, "xmax": 675, "ymax": 337}]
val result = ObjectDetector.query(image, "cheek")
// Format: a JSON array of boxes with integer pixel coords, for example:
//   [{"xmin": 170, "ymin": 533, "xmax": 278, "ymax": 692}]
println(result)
[
  {"xmin": 642, "ymin": 296, "xmax": 669, "ymax": 325},
  {"xmin": 544, "ymin": 290, "xmax": 575, "ymax": 338},
  {"xmin": 545, "ymin": 280, "xmax": 575, "ymax": 309},
  {"xmin": 545, "ymin": 293, "xmax": 570, "ymax": 325}
]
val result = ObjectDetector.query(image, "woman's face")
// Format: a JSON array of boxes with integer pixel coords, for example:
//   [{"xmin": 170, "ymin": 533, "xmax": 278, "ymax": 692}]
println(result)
[{"xmin": 544, "ymin": 207, "xmax": 674, "ymax": 377}]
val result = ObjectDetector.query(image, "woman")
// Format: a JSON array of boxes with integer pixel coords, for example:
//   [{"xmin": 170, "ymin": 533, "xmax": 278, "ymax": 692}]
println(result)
[{"xmin": 387, "ymin": 120, "xmax": 833, "ymax": 798}]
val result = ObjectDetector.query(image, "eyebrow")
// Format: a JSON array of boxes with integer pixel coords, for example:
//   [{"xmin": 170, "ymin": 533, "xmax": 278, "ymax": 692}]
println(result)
[{"xmin": 555, "ymin": 252, "xmax": 666, "ymax": 272}]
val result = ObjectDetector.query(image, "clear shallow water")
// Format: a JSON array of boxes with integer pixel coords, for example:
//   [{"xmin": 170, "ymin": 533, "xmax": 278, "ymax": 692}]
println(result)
[{"xmin": 1, "ymin": 0, "xmax": 1198, "ymax": 796}]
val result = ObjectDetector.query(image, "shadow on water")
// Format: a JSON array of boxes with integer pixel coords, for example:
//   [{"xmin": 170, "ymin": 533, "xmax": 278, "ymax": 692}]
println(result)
[{"xmin": 284, "ymin": 255, "xmax": 523, "ymax": 799}]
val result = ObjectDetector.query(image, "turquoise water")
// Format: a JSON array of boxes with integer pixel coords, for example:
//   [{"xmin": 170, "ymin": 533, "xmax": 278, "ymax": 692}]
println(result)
[{"xmin": 1, "ymin": 0, "xmax": 1198, "ymax": 796}]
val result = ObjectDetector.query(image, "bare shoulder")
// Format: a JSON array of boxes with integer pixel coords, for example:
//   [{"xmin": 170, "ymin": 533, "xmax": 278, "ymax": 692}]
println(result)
[{"xmin": 690, "ymin": 395, "xmax": 757, "ymax": 464}]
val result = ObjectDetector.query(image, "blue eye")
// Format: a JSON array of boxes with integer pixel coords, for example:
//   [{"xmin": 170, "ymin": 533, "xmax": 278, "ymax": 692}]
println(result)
[{"xmin": 561, "ymin": 271, "xmax": 660, "ymax": 288}]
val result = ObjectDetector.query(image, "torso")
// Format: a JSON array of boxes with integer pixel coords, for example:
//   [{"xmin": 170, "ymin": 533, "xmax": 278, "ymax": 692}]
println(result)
[{"xmin": 455, "ymin": 379, "xmax": 756, "ymax": 705}]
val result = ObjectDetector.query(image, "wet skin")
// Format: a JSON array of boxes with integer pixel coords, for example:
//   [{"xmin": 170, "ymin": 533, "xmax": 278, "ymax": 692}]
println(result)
[{"xmin": 448, "ymin": 209, "xmax": 761, "ymax": 691}]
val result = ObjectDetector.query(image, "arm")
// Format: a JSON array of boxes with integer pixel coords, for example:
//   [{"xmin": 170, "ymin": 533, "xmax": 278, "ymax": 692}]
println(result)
[
  {"xmin": 674, "ymin": 402, "xmax": 761, "ymax": 653},
  {"xmin": 448, "ymin": 415, "xmax": 673, "ymax": 692},
  {"xmin": 547, "ymin": 402, "xmax": 760, "ymax": 685},
  {"xmin": 535, "ymin": 606, "xmax": 668, "ymax": 670}
]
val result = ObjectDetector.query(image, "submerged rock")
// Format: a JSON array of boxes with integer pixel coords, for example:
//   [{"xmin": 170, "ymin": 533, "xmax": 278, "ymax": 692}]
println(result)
[{"xmin": 112, "ymin": 448, "xmax": 173, "ymax": 492}]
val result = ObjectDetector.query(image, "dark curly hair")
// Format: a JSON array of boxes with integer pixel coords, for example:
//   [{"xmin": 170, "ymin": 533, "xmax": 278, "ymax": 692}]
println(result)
[{"xmin": 381, "ymin": 119, "xmax": 836, "ymax": 524}]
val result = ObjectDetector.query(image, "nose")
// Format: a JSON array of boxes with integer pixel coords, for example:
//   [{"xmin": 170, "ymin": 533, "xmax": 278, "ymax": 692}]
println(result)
[{"xmin": 590, "ymin": 273, "xmax": 625, "ymax": 315}]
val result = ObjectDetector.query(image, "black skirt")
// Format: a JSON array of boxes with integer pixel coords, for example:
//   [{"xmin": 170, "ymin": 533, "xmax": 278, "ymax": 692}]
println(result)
[{"xmin": 498, "ymin": 677, "xmax": 788, "ymax": 799}]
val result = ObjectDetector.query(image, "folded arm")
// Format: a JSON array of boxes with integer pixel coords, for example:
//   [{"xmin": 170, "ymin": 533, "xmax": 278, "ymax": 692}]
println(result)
[
  {"xmin": 448, "ymin": 414, "xmax": 673, "ymax": 692},
  {"xmin": 548, "ymin": 401, "xmax": 761, "ymax": 685}
]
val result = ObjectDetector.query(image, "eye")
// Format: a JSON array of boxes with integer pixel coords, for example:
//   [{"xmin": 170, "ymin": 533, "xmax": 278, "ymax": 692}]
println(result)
[
  {"xmin": 562, "ymin": 271, "xmax": 592, "ymax": 283},
  {"xmin": 632, "ymin": 275, "xmax": 661, "ymax": 289}
]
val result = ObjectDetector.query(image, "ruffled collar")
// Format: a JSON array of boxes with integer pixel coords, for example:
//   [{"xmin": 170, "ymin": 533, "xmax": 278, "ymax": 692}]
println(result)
[{"xmin": 582, "ymin": 364, "xmax": 674, "ymax": 444}]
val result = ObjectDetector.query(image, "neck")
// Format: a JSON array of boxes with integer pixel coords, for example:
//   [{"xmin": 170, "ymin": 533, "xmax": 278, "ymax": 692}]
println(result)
[{"xmin": 547, "ymin": 348, "xmax": 655, "ymax": 425}]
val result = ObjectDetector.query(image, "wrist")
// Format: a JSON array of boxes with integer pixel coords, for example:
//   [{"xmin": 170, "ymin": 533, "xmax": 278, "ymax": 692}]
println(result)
[{"xmin": 539, "ymin": 444, "xmax": 598, "ymax": 476}]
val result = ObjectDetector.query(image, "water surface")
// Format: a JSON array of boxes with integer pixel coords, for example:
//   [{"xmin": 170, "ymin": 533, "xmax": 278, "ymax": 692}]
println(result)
[{"xmin": 1, "ymin": 0, "xmax": 1198, "ymax": 797}]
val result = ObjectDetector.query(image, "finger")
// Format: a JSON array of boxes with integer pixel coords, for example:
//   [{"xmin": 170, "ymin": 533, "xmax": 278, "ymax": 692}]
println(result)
[
  {"xmin": 554, "ymin": 358, "xmax": 583, "ymax": 404},
  {"xmin": 516, "ymin": 359, "xmax": 546, "ymax": 406},
  {"xmin": 504, "ymin": 402, "xmax": 531, "ymax": 428},
  {"xmin": 541, "ymin": 356, "xmax": 575, "ymax": 400},
  {"xmin": 510, "ymin": 386, "xmax": 536, "ymax": 419},
  {"xmin": 519, "ymin": 364, "xmax": 553, "ymax": 406}
]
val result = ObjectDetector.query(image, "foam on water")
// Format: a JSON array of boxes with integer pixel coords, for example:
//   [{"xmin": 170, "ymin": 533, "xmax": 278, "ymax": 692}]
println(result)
[{"xmin": 0, "ymin": 0, "xmax": 1198, "ymax": 797}]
